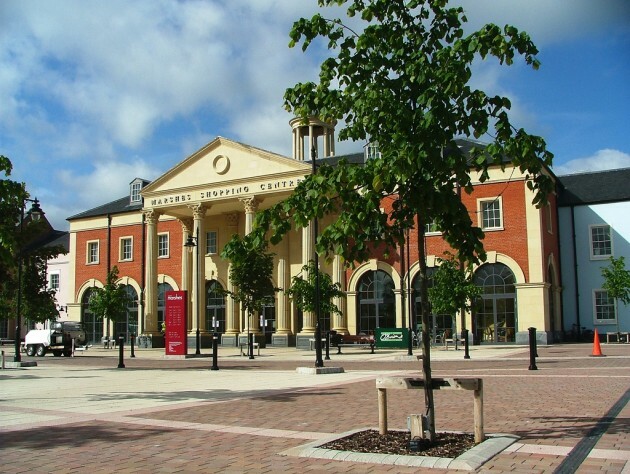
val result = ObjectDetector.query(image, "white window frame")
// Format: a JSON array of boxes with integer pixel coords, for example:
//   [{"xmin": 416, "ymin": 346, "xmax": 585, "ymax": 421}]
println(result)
[
  {"xmin": 119, "ymin": 236, "xmax": 133, "ymax": 262},
  {"xmin": 593, "ymin": 289, "xmax": 616, "ymax": 324},
  {"xmin": 130, "ymin": 181, "xmax": 142, "ymax": 204},
  {"xmin": 425, "ymin": 220, "xmax": 441, "ymax": 235},
  {"xmin": 49, "ymin": 271, "xmax": 60, "ymax": 291},
  {"xmin": 478, "ymin": 197, "xmax": 503, "ymax": 231},
  {"xmin": 546, "ymin": 205, "xmax": 553, "ymax": 234},
  {"xmin": 206, "ymin": 230, "xmax": 218, "ymax": 255},
  {"xmin": 86, "ymin": 240, "xmax": 99, "ymax": 264},
  {"xmin": 158, "ymin": 233, "xmax": 169, "ymax": 258},
  {"xmin": 589, "ymin": 224, "xmax": 612, "ymax": 260}
]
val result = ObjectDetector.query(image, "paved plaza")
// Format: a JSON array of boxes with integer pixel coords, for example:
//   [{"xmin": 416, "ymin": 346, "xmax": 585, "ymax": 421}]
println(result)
[{"xmin": 1, "ymin": 342, "xmax": 629, "ymax": 473}]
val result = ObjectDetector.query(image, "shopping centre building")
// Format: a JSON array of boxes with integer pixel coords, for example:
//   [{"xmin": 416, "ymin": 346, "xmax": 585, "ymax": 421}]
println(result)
[{"xmin": 57, "ymin": 118, "xmax": 563, "ymax": 349}]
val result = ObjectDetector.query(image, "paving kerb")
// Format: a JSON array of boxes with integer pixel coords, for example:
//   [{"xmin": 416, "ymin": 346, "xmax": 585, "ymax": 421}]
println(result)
[{"xmin": 1, "ymin": 343, "xmax": 628, "ymax": 473}]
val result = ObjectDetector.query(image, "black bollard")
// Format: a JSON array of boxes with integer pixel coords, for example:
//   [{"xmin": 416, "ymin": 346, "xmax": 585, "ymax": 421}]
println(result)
[
  {"xmin": 528, "ymin": 327, "xmax": 537, "ymax": 370},
  {"xmin": 130, "ymin": 333, "xmax": 135, "ymax": 358},
  {"xmin": 248, "ymin": 332, "xmax": 255, "ymax": 360},
  {"xmin": 117, "ymin": 334, "xmax": 125, "ymax": 369},
  {"xmin": 463, "ymin": 329, "xmax": 470, "ymax": 359},
  {"xmin": 211, "ymin": 333, "xmax": 219, "ymax": 370},
  {"xmin": 324, "ymin": 331, "xmax": 330, "ymax": 360}
]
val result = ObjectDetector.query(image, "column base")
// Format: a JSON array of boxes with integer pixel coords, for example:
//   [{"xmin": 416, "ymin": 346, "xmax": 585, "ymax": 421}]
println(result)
[
  {"xmin": 516, "ymin": 330, "xmax": 550, "ymax": 345},
  {"xmin": 296, "ymin": 333, "xmax": 316, "ymax": 350},
  {"xmin": 271, "ymin": 334, "xmax": 295, "ymax": 347},
  {"xmin": 138, "ymin": 334, "xmax": 165, "ymax": 349}
]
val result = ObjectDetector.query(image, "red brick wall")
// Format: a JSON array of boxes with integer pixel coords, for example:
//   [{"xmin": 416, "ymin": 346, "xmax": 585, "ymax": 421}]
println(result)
[{"xmin": 74, "ymin": 218, "xmax": 184, "ymax": 293}]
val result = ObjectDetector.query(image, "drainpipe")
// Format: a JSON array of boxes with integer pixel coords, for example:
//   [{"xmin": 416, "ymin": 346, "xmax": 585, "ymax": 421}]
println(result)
[
  {"xmin": 106, "ymin": 214, "xmax": 112, "ymax": 339},
  {"xmin": 570, "ymin": 205, "xmax": 581, "ymax": 338},
  {"xmin": 141, "ymin": 212, "xmax": 146, "ymax": 335}
]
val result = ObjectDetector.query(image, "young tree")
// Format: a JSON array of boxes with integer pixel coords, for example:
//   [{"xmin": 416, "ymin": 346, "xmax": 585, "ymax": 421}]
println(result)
[
  {"xmin": 286, "ymin": 259, "xmax": 345, "ymax": 325},
  {"xmin": 88, "ymin": 266, "xmax": 130, "ymax": 340},
  {"xmin": 221, "ymin": 236, "xmax": 277, "ymax": 351},
  {"xmin": 601, "ymin": 256, "xmax": 630, "ymax": 336},
  {"xmin": 247, "ymin": 0, "xmax": 553, "ymax": 441},
  {"xmin": 428, "ymin": 254, "xmax": 481, "ymax": 332}
]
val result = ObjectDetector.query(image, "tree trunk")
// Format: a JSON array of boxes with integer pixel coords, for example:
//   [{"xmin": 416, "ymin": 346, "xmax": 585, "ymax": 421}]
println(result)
[{"xmin": 417, "ymin": 213, "xmax": 435, "ymax": 442}]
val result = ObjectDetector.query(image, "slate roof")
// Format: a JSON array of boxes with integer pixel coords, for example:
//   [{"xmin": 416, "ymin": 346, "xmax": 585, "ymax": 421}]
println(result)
[
  {"xmin": 67, "ymin": 196, "xmax": 145, "ymax": 221},
  {"xmin": 557, "ymin": 168, "xmax": 630, "ymax": 206}
]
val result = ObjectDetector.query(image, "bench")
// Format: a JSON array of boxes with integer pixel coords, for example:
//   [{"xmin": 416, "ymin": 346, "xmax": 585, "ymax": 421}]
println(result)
[
  {"xmin": 376, "ymin": 376, "xmax": 484, "ymax": 443},
  {"xmin": 605, "ymin": 332, "xmax": 630, "ymax": 343},
  {"xmin": 240, "ymin": 342, "xmax": 260, "ymax": 356},
  {"xmin": 335, "ymin": 335, "xmax": 375, "ymax": 354},
  {"xmin": 0, "ymin": 338, "xmax": 14, "ymax": 346}
]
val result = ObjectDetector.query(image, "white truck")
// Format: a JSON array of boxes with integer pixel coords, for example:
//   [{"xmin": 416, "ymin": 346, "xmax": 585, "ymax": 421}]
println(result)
[{"xmin": 23, "ymin": 321, "xmax": 87, "ymax": 357}]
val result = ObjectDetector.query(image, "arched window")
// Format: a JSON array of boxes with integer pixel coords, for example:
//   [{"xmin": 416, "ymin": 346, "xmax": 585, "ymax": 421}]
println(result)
[
  {"xmin": 412, "ymin": 268, "xmax": 454, "ymax": 341},
  {"xmin": 114, "ymin": 285, "xmax": 138, "ymax": 342},
  {"xmin": 357, "ymin": 270, "xmax": 395, "ymax": 334},
  {"xmin": 157, "ymin": 282, "xmax": 174, "ymax": 332},
  {"xmin": 81, "ymin": 288, "xmax": 102, "ymax": 344},
  {"xmin": 473, "ymin": 263, "xmax": 516, "ymax": 343},
  {"xmin": 206, "ymin": 280, "xmax": 225, "ymax": 333}
]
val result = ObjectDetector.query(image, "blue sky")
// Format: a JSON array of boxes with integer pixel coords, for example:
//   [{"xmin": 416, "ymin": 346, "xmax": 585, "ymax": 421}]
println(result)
[{"xmin": 1, "ymin": 0, "xmax": 629, "ymax": 230}]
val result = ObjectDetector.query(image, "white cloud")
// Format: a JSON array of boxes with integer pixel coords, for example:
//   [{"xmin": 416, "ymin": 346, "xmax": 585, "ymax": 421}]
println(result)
[{"xmin": 553, "ymin": 149, "xmax": 630, "ymax": 176}]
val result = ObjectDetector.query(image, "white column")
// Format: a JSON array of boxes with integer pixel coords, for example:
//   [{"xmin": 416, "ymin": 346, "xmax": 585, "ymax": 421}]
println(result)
[
  {"xmin": 332, "ymin": 254, "xmax": 348, "ymax": 333},
  {"xmin": 180, "ymin": 218, "xmax": 193, "ymax": 329},
  {"xmin": 189, "ymin": 203, "xmax": 207, "ymax": 335},
  {"xmin": 143, "ymin": 209, "xmax": 160, "ymax": 334},
  {"xmin": 239, "ymin": 197, "xmax": 261, "ymax": 333},
  {"xmin": 225, "ymin": 213, "xmax": 239, "ymax": 335},
  {"xmin": 276, "ymin": 258, "xmax": 290, "ymax": 335},
  {"xmin": 301, "ymin": 223, "xmax": 315, "ymax": 333}
]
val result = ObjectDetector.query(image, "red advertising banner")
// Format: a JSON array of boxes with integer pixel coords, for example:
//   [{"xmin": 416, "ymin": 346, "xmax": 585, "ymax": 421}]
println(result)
[{"xmin": 165, "ymin": 290, "xmax": 188, "ymax": 356}]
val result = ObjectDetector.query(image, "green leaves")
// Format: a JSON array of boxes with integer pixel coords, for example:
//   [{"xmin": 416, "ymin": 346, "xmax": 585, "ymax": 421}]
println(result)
[
  {"xmin": 88, "ymin": 266, "xmax": 130, "ymax": 324},
  {"xmin": 601, "ymin": 256, "xmax": 630, "ymax": 306},
  {"xmin": 221, "ymin": 235, "xmax": 277, "ymax": 317},
  {"xmin": 286, "ymin": 260, "xmax": 345, "ymax": 315}
]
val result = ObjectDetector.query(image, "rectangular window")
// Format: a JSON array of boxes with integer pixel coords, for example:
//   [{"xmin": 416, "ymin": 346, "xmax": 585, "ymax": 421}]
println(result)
[
  {"xmin": 87, "ymin": 241, "xmax": 99, "ymax": 264},
  {"xmin": 120, "ymin": 237, "xmax": 133, "ymax": 261},
  {"xmin": 480, "ymin": 198, "xmax": 503, "ymax": 230},
  {"xmin": 594, "ymin": 290, "xmax": 616, "ymax": 323},
  {"xmin": 130, "ymin": 181, "xmax": 142, "ymax": 203},
  {"xmin": 425, "ymin": 220, "xmax": 440, "ymax": 235},
  {"xmin": 158, "ymin": 233, "xmax": 169, "ymax": 258},
  {"xmin": 49, "ymin": 273, "xmax": 60, "ymax": 291},
  {"xmin": 590, "ymin": 225, "xmax": 612, "ymax": 259},
  {"xmin": 206, "ymin": 230, "xmax": 218, "ymax": 254}
]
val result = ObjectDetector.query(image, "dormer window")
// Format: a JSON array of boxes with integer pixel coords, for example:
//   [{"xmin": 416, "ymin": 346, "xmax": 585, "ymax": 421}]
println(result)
[
  {"xmin": 364, "ymin": 141, "xmax": 381, "ymax": 161},
  {"xmin": 130, "ymin": 179, "xmax": 143, "ymax": 204}
]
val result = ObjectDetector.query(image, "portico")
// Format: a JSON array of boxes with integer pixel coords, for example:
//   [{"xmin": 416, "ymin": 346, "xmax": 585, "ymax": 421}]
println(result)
[{"xmin": 139, "ymin": 133, "xmax": 347, "ymax": 348}]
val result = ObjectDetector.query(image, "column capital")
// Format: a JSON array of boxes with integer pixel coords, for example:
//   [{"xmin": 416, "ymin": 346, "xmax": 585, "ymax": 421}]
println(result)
[
  {"xmin": 143, "ymin": 209, "xmax": 161, "ymax": 225},
  {"xmin": 239, "ymin": 196, "xmax": 260, "ymax": 213},
  {"xmin": 188, "ymin": 203, "xmax": 208, "ymax": 220},
  {"xmin": 179, "ymin": 218, "xmax": 193, "ymax": 234}
]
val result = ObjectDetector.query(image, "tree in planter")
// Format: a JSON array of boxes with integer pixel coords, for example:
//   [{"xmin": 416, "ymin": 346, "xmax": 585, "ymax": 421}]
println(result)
[
  {"xmin": 601, "ymin": 256, "xmax": 630, "ymax": 338},
  {"xmin": 88, "ymin": 266, "xmax": 130, "ymax": 342},
  {"xmin": 428, "ymin": 254, "xmax": 481, "ymax": 342},
  {"xmin": 221, "ymin": 237, "xmax": 278, "ymax": 354},
  {"xmin": 286, "ymin": 259, "xmax": 346, "ymax": 338},
  {"xmin": 247, "ymin": 0, "xmax": 553, "ymax": 441}
]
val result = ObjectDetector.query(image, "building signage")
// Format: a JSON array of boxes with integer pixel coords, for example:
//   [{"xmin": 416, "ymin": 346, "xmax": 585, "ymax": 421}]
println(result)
[
  {"xmin": 148, "ymin": 177, "xmax": 305, "ymax": 207},
  {"xmin": 165, "ymin": 290, "xmax": 188, "ymax": 356},
  {"xmin": 375, "ymin": 328, "xmax": 410, "ymax": 348}
]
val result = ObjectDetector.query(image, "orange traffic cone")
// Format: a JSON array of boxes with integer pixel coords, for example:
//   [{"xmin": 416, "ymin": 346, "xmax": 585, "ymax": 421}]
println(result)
[{"xmin": 591, "ymin": 329, "xmax": 604, "ymax": 357}]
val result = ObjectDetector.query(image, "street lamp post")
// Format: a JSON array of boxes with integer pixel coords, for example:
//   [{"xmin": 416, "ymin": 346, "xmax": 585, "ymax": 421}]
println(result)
[
  {"xmin": 184, "ymin": 227, "xmax": 201, "ymax": 355},
  {"xmin": 311, "ymin": 146, "xmax": 324, "ymax": 368},
  {"xmin": 14, "ymin": 198, "xmax": 44, "ymax": 363}
]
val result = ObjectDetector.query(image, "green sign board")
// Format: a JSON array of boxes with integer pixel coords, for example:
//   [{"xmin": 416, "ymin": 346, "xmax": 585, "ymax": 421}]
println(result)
[{"xmin": 375, "ymin": 328, "xmax": 409, "ymax": 348}]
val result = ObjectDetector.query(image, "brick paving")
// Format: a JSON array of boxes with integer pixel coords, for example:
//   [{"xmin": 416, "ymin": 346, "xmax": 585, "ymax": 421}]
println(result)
[{"xmin": 1, "ymin": 343, "xmax": 628, "ymax": 473}]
